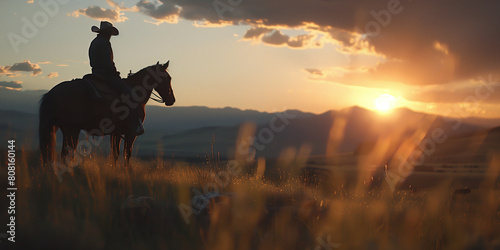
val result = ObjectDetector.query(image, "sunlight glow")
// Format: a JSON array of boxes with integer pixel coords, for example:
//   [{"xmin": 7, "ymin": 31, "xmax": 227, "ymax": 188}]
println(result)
[{"xmin": 373, "ymin": 94, "xmax": 396, "ymax": 113}]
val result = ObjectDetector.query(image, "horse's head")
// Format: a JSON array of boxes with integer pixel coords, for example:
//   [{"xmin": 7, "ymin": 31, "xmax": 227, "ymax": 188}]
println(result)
[
  {"xmin": 127, "ymin": 61, "xmax": 175, "ymax": 106},
  {"xmin": 150, "ymin": 61, "xmax": 175, "ymax": 106}
]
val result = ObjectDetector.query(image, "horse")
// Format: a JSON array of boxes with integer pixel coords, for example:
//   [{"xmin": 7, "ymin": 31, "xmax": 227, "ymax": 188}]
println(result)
[{"xmin": 39, "ymin": 61, "xmax": 175, "ymax": 167}]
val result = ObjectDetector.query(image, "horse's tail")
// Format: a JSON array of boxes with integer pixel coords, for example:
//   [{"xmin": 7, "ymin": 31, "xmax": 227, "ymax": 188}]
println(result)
[{"xmin": 39, "ymin": 93, "xmax": 57, "ymax": 167}]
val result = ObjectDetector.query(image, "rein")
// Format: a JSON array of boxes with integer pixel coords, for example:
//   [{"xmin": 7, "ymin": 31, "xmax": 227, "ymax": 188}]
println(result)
[
  {"xmin": 150, "ymin": 90, "xmax": 164, "ymax": 103},
  {"xmin": 127, "ymin": 69, "xmax": 165, "ymax": 103}
]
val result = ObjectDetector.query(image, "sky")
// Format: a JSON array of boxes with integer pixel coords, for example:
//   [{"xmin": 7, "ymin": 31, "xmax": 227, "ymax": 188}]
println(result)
[{"xmin": 1, "ymin": 0, "xmax": 500, "ymax": 118}]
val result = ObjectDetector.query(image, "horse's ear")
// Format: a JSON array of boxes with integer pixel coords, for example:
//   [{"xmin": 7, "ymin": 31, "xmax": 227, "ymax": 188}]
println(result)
[
  {"xmin": 156, "ymin": 61, "xmax": 160, "ymax": 66},
  {"xmin": 163, "ymin": 60, "xmax": 169, "ymax": 69}
]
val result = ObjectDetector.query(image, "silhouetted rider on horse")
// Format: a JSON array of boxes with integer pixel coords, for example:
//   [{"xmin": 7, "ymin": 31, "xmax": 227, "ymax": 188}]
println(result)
[{"xmin": 89, "ymin": 21, "xmax": 144, "ymax": 135}]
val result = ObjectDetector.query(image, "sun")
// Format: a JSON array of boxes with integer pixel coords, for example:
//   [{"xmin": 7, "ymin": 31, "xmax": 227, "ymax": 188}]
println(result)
[{"xmin": 373, "ymin": 94, "xmax": 396, "ymax": 113}]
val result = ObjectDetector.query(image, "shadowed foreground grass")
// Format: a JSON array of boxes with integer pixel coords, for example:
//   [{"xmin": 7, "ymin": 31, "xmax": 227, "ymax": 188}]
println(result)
[{"xmin": 1, "ymin": 149, "xmax": 499, "ymax": 250}]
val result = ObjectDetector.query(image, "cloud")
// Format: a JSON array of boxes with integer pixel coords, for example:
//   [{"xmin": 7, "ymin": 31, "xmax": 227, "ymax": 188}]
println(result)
[
  {"xmin": 9, "ymin": 60, "xmax": 42, "ymax": 76},
  {"xmin": 0, "ymin": 66, "xmax": 13, "ymax": 76},
  {"xmin": 0, "ymin": 81, "xmax": 22, "ymax": 90},
  {"xmin": 243, "ymin": 27, "xmax": 272, "ymax": 39},
  {"xmin": 70, "ymin": 5, "xmax": 128, "ymax": 22},
  {"xmin": 69, "ymin": 0, "xmax": 137, "ymax": 23},
  {"xmin": 47, "ymin": 72, "xmax": 59, "ymax": 78},
  {"xmin": 134, "ymin": 0, "xmax": 236, "ymax": 24},
  {"xmin": 0, "ymin": 60, "xmax": 42, "ymax": 77},
  {"xmin": 243, "ymin": 27, "xmax": 319, "ymax": 49},
  {"xmin": 261, "ymin": 30, "xmax": 289, "ymax": 46},
  {"xmin": 136, "ymin": 0, "xmax": 181, "ymax": 24},
  {"xmin": 402, "ymin": 75, "xmax": 500, "ymax": 104},
  {"xmin": 304, "ymin": 68, "xmax": 325, "ymax": 77},
  {"xmin": 72, "ymin": 0, "xmax": 500, "ymax": 95},
  {"xmin": 106, "ymin": 0, "xmax": 138, "ymax": 12},
  {"xmin": 123, "ymin": 0, "xmax": 500, "ymax": 89}
]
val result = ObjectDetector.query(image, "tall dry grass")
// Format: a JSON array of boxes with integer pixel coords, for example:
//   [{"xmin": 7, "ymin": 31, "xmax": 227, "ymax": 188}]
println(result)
[{"xmin": 0, "ymin": 146, "xmax": 498, "ymax": 250}]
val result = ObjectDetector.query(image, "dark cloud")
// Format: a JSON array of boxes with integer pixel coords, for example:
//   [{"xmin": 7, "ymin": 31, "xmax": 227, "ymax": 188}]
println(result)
[
  {"xmin": 304, "ymin": 68, "xmax": 325, "ymax": 77},
  {"xmin": 0, "ymin": 60, "xmax": 42, "ymax": 77},
  {"xmin": 0, "ymin": 81, "xmax": 22, "ymax": 90},
  {"xmin": 70, "ymin": 0, "xmax": 138, "ymax": 22},
  {"xmin": 288, "ymin": 34, "xmax": 317, "ymax": 48},
  {"xmin": 138, "ymin": 0, "xmax": 500, "ymax": 85},
  {"xmin": 261, "ymin": 30, "xmax": 289, "ymax": 46},
  {"xmin": 9, "ymin": 60, "xmax": 42, "ymax": 76},
  {"xmin": 262, "ymin": 30, "xmax": 316, "ymax": 48},
  {"xmin": 76, "ymin": 0, "xmax": 500, "ymax": 89},
  {"xmin": 136, "ymin": 0, "xmax": 181, "ymax": 22},
  {"xmin": 243, "ymin": 27, "xmax": 272, "ymax": 39},
  {"xmin": 243, "ymin": 28, "xmax": 317, "ymax": 48},
  {"xmin": 71, "ymin": 5, "xmax": 127, "ymax": 22}
]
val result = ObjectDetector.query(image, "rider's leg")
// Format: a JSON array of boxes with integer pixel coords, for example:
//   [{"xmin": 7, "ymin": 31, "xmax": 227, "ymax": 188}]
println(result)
[{"xmin": 107, "ymin": 76, "xmax": 144, "ymax": 135}]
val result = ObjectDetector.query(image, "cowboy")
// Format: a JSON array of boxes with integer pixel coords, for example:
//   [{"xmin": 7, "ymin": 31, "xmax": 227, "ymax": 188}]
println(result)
[{"xmin": 89, "ymin": 21, "xmax": 144, "ymax": 135}]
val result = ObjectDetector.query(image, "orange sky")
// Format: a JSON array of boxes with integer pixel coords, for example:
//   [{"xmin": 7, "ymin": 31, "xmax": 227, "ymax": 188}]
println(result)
[{"xmin": 1, "ymin": 0, "xmax": 500, "ymax": 118}]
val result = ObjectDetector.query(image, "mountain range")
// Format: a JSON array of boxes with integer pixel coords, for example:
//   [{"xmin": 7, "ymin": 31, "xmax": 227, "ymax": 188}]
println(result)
[{"xmin": 1, "ymin": 88, "xmax": 500, "ymax": 163}]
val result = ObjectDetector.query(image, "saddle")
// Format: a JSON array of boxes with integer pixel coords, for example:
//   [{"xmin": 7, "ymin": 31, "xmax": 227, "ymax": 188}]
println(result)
[{"xmin": 83, "ymin": 74, "xmax": 119, "ymax": 101}]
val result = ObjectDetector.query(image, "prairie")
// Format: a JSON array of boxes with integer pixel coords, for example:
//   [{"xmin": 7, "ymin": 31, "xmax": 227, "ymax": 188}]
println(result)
[{"xmin": 0, "ymin": 147, "xmax": 498, "ymax": 250}]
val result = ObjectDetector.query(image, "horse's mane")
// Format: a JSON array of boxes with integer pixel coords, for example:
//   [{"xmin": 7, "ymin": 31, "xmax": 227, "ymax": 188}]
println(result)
[{"xmin": 126, "ymin": 64, "xmax": 156, "ymax": 81}]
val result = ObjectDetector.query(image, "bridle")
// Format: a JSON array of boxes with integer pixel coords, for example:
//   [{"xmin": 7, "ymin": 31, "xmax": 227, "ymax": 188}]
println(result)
[
  {"xmin": 150, "ymin": 89, "xmax": 164, "ymax": 103},
  {"xmin": 128, "ymin": 67, "xmax": 171, "ymax": 104}
]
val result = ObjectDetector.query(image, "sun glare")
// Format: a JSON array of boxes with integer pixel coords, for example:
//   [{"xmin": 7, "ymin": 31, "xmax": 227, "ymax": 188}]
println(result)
[{"xmin": 373, "ymin": 94, "xmax": 396, "ymax": 113}]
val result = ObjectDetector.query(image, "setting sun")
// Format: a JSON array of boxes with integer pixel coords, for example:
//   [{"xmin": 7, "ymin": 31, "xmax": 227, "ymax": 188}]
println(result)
[{"xmin": 373, "ymin": 94, "xmax": 396, "ymax": 113}]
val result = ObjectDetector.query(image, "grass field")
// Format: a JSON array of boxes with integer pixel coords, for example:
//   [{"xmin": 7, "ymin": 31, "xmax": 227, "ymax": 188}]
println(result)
[{"xmin": 0, "ymin": 147, "xmax": 499, "ymax": 250}]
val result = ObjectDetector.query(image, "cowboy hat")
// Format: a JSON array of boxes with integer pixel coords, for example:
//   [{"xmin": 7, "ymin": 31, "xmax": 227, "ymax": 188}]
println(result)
[{"xmin": 91, "ymin": 21, "xmax": 119, "ymax": 36}]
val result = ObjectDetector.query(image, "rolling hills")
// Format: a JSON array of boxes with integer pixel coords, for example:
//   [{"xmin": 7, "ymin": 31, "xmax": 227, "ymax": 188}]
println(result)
[{"xmin": 2, "ymin": 88, "xmax": 500, "ymax": 163}]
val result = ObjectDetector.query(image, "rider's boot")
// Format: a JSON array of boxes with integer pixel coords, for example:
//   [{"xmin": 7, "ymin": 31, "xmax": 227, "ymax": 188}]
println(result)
[
  {"xmin": 135, "ymin": 117, "xmax": 144, "ymax": 135},
  {"xmin": 127, "ymin": 107, "xmax": 144, "ymax": 136}
]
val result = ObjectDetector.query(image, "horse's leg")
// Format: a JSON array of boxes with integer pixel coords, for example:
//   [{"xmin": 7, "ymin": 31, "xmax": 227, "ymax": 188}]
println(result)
[
  {"xmin": 123, "ymin": 135, "xmax": 137, "ymax": 167},
  {"xmin": 61, "ymin": 131, "xmax": 70, "ymax": 161},
  {"xmin": 40, "ymin": 123, "xmax": 57, "ymax": 167},
  {"xmin": 110, "ymin": 133, "xmax": 121, "ymax": 165},
  {"xmin": 61, "ymin": 127, "xmax": 80, "ymax": 166}
]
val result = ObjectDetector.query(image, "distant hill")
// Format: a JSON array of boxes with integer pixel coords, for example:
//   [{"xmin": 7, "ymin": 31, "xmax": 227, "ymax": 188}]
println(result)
[
  {"xmin": 2, "ymin": 88, "xmax": 500, "ymax": 162},
  {"xmin": 143, "ymin": 105, "xmax": 313, "ymax": 135},
  {"xmin": 0, "ymin": 102, "xmax": 315, "ymax": 157},
  {"xmin": 0, "ymin": 88, "xmax": 314, "ymax": 133},
  {"xmin": 421, "ymin": 125, "xmax": 500, "ymax": 164},
  {"xmin": 0, "ymin": 109, "xmax": 39, "ymax": 148},
  {"xmin": 0, "ymin": 89, "xmax": 46, "ymax": 114},
  {"xmin": 2, "ymin": 87, "xmax": 500, "ymax": 128},
  {"xmin": 150, "ymin": 106, "xmax": 491, "ymax": 159}
]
